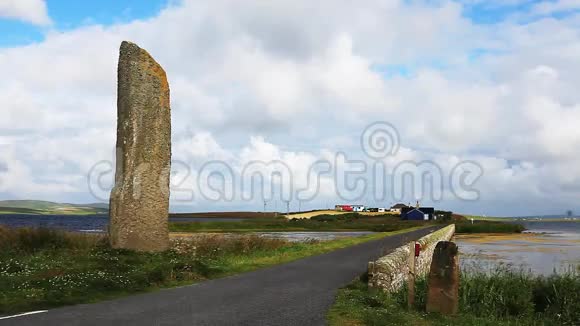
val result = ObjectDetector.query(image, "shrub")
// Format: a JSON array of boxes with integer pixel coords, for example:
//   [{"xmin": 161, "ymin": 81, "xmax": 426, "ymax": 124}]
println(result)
[
  {"xmin": 532, "ymin": 273, "xmax": 580, "ymax": 323},
  {"xmin": 455, "ymin": 221, "xmax": 524, "ymax": 234}
]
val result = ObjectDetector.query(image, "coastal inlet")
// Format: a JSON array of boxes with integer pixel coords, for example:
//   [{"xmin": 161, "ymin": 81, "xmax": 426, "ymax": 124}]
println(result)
[
  {"xmin": 0, "ymin": 214, "xmax": 374, "ymax": 242},
  {"xmin": 456, "ymin": 221, "xmax": 580, "ymax": 275}
]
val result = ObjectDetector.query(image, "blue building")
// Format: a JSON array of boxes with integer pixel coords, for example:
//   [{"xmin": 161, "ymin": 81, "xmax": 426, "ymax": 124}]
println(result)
[{"xmin": 400, "ymin": 206, "xmax": 435, "ymax": 221}]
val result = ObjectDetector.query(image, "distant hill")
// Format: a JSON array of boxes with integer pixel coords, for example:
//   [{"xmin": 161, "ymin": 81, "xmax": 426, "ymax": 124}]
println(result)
[{"xmin": 0, "ymin": 200, "xmax": 108, "ymax": 215}]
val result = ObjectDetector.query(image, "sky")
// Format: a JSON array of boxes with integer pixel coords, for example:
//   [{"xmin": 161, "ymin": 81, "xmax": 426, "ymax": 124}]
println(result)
[{"xmin": 1, "ymin": 0, "xmax": 580, "ymax": 216}]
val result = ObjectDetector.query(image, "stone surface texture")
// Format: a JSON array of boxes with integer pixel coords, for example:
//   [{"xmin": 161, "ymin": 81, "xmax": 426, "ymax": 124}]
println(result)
[
  {"xmin": 368, "ymin": 224, "xmax": 455, "ymax": 292},
  {"xmin": 426, "ymin": 241, "xmax": 459, "ymax": 315},
  {"xmin": 109, "ymin": 41, "xmax": 171, "ymax": 252}
]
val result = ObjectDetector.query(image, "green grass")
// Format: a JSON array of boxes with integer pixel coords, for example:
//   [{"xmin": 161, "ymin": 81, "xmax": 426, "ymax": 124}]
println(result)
[
  {"xmin": 0, "ymin": 225, "xmax": 424, "ymax": 314},
  {"xmin": 0, "ymin": 207, "xmax": 107, "ymax": 215},
  {"xmin": 463, "ymin": 215, "xmax": 510, "ymax": 222},
  {"xmin": 170, "ymin": 213, "xmax": 524, "ymax": 234},
  {"xmin": 0, "ymin": 200, "xmax": 108, "ymax": 215},
  {"xmin": 0, "ymin": 207, "xmax": 47, "ymax": 215},
  {"xmin": 0, "ymin": 200, "xmax": 67, "ymax": 210},
  {"xmin": 170, "ymin": 215, "xmax": 427, "ymax": 233},
  {"xmin": 328, "ymin": 267, "xmax": 579, "ymax": 326}
]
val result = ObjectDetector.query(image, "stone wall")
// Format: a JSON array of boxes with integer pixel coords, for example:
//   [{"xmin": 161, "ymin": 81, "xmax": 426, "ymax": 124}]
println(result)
[{"xmin": 368, "ymin": 224, "xmax": 455, "ymax": 292}]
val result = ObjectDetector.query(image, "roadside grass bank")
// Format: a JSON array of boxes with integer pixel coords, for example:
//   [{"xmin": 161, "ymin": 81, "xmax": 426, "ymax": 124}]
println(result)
[
  {"xmin": 0, "ymin": 225, "xmax": 424, "ymax": 314},
  {"xmin": 170, "ymin": 214, "xmax": 427, "ymax": 233},
  {"xmin": 328, "ymin": 267, "xmax": 579, "ymax": 326}
]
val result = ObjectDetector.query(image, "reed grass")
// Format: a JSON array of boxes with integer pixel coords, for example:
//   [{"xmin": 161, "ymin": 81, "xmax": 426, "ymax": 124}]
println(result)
[{"xmin": 328, "ymin": 266, "xmax": 579, "ymax": 325}]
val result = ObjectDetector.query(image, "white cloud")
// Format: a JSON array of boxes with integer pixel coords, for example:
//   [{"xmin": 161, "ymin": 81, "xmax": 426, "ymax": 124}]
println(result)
[
  {"xmin": 0, "ymin": 0, "xmax": 51, "ymax": 26},
  {"xmin": 531, "ymin": 0, "xmax": 580, "ymax": 16},
  {"xmin": 1, "ymin": 0, "xmax": 580, "ymax": 215}
]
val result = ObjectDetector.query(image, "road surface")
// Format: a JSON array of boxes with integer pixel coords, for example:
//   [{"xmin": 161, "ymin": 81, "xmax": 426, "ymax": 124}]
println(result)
[{"xmin": 2, "ymin": 226, "xmax": 440, "ymax": 326}]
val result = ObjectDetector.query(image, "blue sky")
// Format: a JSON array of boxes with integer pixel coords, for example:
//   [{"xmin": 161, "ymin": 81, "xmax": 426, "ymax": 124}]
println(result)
[
  {"xmin": 462, "ymin": 1, "xmax": 537, "ymax": 24},
  {"xmin": 0, "ymin": 0, "xmax": 168, "ymax": 47},
  {"xmin": 1, "ymin": 1, "xmax": 580, "ymax": 216}
]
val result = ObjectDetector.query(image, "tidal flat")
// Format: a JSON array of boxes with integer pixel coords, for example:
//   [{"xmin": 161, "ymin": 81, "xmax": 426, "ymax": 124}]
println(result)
[{"xmin": 456, "ymin": 221, "xmax": 580, "ymax": 275}]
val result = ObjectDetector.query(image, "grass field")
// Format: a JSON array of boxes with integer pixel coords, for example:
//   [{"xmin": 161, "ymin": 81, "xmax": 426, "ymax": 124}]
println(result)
[
  {"xmin": 0, "ymin": 207, "xmax": 107, "ymax": 215},
  {"xmin": 285, "ymin": 210, "xmax": 398, "ymax": 219},
  {"xmin": 0, "ymin": 207, "xmax": 46, "ymax": 215},
  {"xmin": 170, "ymin": 211, "xmax": 280, "ymax": 219},
  {"xmin": 170, "ymin": 214, "xmax": 426, "ymax": 233},
  {"xmin": 462, "ymin": 214, "xmax": 509, "ymax": 221},
  {"xmin": 0, "ymin": 200, "xmax": 107, "ymax": 215},
  {"xmin": 0, "ymin": 225, "xmax": 424, "ymax": 314},
  {"xmin": 170, "ymin": 213, "xmax": 524, "ymax": 234}
]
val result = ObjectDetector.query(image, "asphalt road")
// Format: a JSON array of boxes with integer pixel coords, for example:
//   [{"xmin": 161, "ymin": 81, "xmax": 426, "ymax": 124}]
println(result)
[{"xmin": 2, "ymin": 226, "xmax": 441, "ymax": 326}]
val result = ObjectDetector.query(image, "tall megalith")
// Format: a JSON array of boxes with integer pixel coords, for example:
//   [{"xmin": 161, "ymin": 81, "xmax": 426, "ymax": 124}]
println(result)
[{"xmin": 109, "ymin": 41, "xmax": 171, "ymax": 252}]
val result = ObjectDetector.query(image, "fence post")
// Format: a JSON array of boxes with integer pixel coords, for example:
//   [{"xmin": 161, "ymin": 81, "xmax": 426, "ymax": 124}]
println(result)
[{"xmin": 426, "ymin": 241, "xmax": 459, "ymax": 315}]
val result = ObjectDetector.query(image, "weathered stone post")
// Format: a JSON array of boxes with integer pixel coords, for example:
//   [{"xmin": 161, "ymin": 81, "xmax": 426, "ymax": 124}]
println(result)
[
  {"xmin": 426, "ymin": 241, "xmax": 459, "ymax": 315},
  {"xmin": 407, "ymin": 241, "xmax": 416, "ymax": 309},
  {"xmin": 109, "ymin": 41, "xmax": 171, "ymax": 252}
]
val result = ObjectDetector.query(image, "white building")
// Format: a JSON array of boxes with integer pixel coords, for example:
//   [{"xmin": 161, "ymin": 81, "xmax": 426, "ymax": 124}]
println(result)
[{"xmin": 352, "ymin": 205, "xmax": 365, "ymax": 212}]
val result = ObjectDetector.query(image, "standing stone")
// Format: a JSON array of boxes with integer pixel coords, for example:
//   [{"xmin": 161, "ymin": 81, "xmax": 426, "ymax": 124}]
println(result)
[
  {"xmin": 426, "ymin": 241, "xmax": 459, "ymax": 315},
  {"xmin": 109, "ymin": 41, "xmax": 171, "ymax": 252}
]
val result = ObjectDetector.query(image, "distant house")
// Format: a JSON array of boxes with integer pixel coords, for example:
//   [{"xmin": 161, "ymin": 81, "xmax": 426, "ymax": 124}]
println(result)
[
  {"xmin": 378, "ymin": 208, "xmax": 386, "ymax": 213},
  {"xmin": 390, "ymin": 203, "xmax": 409, "ymax": 214},
  {"xmin": 352, "ymin": 205, "xmax": 365, "ymax": 212},
  {"xmin": 400, "ymin": 206, "xmax": 435, "ymax": 221},
  {"xmin": 335, "ymin": 205, "xmax": 353, "ymax": 212}
]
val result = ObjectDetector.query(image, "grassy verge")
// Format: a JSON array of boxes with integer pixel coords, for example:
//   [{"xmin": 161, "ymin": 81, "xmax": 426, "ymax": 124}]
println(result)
[
  {"xmin": 328, "ymin": 267, "xmax": 579, "ymax": 325},
  {"xmin": 0, "ymin": 225, "xmax": 423, "ymax": 314},
  {"xmin": 170, "ymin": 214, "xmax": 427, "ymax": 233}
]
